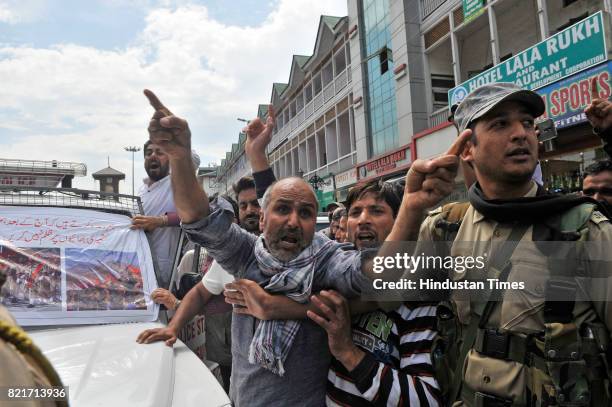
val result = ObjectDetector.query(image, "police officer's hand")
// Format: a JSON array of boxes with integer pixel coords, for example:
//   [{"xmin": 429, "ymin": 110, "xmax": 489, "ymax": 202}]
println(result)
[
  {"xmin": 144, "ymin": 89, "xmax": 191, "ymax": 161},
  {"xmin": 307, "ymin": 290, "xmax": 365, "ymax": 371},
  {"xmin": 243, "ymin": 104, "xmax": 276, "ymax": 172},
  {"xmin": 404, "ymin": 129, "xmax": 471, "ymax": 210},
  {"xmin": 130, "ymin": 215, "xmax": 165, "ymax": 232},
  {"xmin": 136, "ymin": 326, "xmax": 178, "ymax": 347},
  {"xmin": 224, "ymin": 279, "xmax": 272, "ymax": 320},
  {"xmin": 585, "ymin": 78, "xmax": 612, "ymax": 132}
]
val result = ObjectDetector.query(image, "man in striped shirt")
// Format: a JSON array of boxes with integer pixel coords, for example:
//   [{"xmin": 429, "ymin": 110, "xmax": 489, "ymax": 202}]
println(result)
[{"xmin": 308, "ymin": 181, "xmax": 441, "ymax": 407}]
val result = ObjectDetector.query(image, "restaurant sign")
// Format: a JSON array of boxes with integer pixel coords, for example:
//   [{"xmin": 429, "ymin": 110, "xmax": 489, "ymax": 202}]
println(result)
[
  {"xmin": 358, "ymin": 146, "xmax": 411, "ymax": 180},
  {"xmin": 449, "ymin": 12, "xmax": 607, "ymax": 107}
]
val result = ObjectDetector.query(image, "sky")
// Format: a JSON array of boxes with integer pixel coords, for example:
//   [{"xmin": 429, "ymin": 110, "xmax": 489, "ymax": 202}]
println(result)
[{"xmin": 0, "ymin": 0, "xmax": 347, "ymax": 192}]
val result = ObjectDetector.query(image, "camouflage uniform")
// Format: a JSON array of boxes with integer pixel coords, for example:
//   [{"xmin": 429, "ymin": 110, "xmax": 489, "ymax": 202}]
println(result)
[{"xmin": 423, "ymin": 183, "xmax": 612, "ymax": 406}]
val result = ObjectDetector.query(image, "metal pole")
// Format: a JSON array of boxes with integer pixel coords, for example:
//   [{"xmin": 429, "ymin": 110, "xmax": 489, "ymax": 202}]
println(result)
[
  {"xmin": 124, "ymin": 146, "xmax": 141, "ymax": 196},
  {"xmin": 131, "ymin": 150, "xmax": 135, "ymax": 195}
]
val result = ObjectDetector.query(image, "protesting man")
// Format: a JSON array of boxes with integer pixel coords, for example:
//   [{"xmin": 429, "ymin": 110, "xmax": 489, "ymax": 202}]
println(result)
[
  {"xmin": 139, "ymin": 90, "xmax": 376, "ymax": 406},
  {"xmin": 132, "ymin": 141, "xmax": 196, "ymax": 288},
  {"xmin": 382, "ymin": 82, "xmax": 612, "ymax": 405},
  {"xmin": 223, "ymin": 126, "xmax": 443, "ymax": 405},
  {"xmin": 310, "ymin": 180, "xmax": 440, "ymax": 406}
]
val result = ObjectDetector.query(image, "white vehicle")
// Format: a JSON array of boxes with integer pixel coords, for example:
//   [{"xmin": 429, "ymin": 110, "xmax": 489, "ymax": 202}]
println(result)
[{"xmin": 0, "ymin": 186, "xmax": 231, "ymax": 407}]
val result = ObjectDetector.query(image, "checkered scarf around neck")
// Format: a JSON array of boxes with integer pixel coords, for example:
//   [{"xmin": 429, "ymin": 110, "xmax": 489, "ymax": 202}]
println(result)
[{"xmin": 250, "ymin": 232, "xmax": 336, "ymax": 376}]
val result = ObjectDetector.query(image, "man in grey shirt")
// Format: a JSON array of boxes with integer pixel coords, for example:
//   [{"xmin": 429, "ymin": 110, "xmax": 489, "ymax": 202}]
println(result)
[{"xmin": 143, "ymin": 91, "xmax": 372, "ymax": 406}]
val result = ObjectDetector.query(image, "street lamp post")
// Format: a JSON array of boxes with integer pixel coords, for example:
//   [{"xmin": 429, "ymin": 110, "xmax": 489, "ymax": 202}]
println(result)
[{"xmin": 124, "ymin": 146, "xmax": 141, "ymax": 196}]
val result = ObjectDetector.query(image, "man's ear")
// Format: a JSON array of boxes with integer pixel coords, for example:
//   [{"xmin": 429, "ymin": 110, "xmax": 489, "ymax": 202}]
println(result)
[
  {"xmin": 461, "ymin": 139, "xmax": 474, "ymax": 164},
  {"xmin": 259, "ymin": 211, "xmax": 265, "ymax": 233}
]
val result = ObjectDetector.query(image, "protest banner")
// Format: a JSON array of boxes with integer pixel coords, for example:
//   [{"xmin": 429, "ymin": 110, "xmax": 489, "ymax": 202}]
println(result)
[{"xmin": 0, "ymin": 206, "xmax": 158, "ymax": 326}]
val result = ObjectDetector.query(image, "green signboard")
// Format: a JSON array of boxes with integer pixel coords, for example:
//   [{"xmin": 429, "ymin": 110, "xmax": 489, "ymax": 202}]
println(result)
[
  {"xmin": 463, "ymin": 0, "xmax": 484, "ymax": 23},
  {"xmin": 316, "ymin": 175, "xmax": 335, "ymax": 209},
  {"xmin": 316, "ymin": 189, "xmax": 335, "ymax": 210},
  {"xmin": 449, "ymin": 11, "xmax": 607, "ymax": 108}
]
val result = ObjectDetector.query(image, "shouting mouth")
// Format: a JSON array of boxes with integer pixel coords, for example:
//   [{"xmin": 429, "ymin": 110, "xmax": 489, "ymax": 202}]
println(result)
[{"xmin": 355, "ymin": 230, "xmax": 377, "ymax": 246}]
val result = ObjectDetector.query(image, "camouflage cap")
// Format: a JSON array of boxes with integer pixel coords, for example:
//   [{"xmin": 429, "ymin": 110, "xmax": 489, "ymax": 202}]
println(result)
[{"xmin": 453, "ymin": 82, "xmax": 545, "ymax": 133}]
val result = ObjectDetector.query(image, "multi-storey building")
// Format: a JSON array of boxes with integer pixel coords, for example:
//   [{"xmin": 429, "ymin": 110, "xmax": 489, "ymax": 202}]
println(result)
[
  {"xmin": 216, "ymin": 0, "xmax": 612, "ymax": 204},
  {"xmin": 415, "ymin": 0, "xmax": 612, "ymax": 196}
]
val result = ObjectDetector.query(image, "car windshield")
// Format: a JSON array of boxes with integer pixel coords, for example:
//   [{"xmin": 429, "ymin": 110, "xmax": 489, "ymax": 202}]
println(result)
[{"xmin": 0, "ymin": 186, "xmax": 162, "ymax": 327}]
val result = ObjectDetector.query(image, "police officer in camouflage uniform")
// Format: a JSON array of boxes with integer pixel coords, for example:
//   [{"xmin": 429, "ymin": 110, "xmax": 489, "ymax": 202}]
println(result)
[{"xmin": 381, "ymin": 83, "xmax": 612, "ymax": 406}]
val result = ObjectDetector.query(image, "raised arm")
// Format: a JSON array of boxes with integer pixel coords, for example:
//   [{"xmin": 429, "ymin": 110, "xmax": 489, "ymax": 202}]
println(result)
[
  {"xmin": 244, "ymin": 104, "xmax": 277, "ymax": 198},
  {"xmin": 244, "ymin": 104, "xmax": 275, "ymax": 173},
  {"xmin": 144, "ymin": 89, "xmax": 208, "ymax": 223}
]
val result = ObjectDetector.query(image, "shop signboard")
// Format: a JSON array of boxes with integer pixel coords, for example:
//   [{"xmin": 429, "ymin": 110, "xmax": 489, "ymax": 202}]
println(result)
[
  {"xmin": 449, "ymin": 12, "xmax": 607, "ymax": 107},
  {"xmin": 537, "ymin": 61, "xmax": 611, "ymax": 129},
  {"xmin": 334, "ymin": 168, "xmax": 358, "ymax": 189},
  {"xmin": 463, "ymin": 0, "xmax": 484, "ymax": 23},
  {"xmin": 357, "ymin": 146, "xmax": 411, "ymax": 181},
  {"xmin": 315, "ymin": 175, "xmax": 335, "ymax": 209}
]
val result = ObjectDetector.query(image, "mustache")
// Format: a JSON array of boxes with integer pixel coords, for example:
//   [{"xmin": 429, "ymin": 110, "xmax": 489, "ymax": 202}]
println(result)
[{"xmin": 278, "ymin": 227, "xmax": 303, "ymax": 240}]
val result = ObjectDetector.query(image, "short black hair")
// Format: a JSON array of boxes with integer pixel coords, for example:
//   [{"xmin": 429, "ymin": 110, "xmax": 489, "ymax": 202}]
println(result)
[
  {"xmin": 346, "ymin": 180, "xmax": 404, "ymax": 218},
  {"xmin": 233, "ymin": 176, "xmax": 256, "ymax": 197},
  {"xmin": 143, "ymin": 140, "xmax": 152, "ymax": 156},
  {"xmin": 584, "ymin": 160, "xmax": 612, "ymax": 177}
]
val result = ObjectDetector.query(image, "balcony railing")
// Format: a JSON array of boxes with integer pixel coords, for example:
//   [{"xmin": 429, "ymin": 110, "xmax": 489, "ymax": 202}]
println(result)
[
  {"xmin": 334, "ymin": 70, "xmax": 347, "ymax": 92},
  {"xmin": 323, "ymin": 82, "xmax": 335, "ymax": 103},
  {"xmin": 314, "ymin": 92, "xmax": 324, "ymax": 111},
  {"xmin": 305, "ymin": 101, "xmax": 313, "ymax": 118},
  {"xmin": 429, "ymin": 106, "xmax": 450, "ymax": 128},
  {"xmin": 270, "ymin": 72, "xmax": 353, "ymax": 153},
  {"xmin": 421, "ymin": 0, "xmax": 447, "ymax": 19}
]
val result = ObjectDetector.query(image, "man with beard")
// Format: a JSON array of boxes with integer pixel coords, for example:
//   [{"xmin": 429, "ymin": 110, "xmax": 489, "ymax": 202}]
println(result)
[
  {"xmin": 133, "ymin": 141, "xmax": 199, "ymax": 288},
  {"xmin": 380, "ymin": 83, "xmax": 612, "ymax": 405},
  {"xmin": 234, "ymin": 176, "xmax": 261, "ymax": 234},
  {"xmin": 137, "ymin": 110, "xmax": 274, "ymax": 393},
  {"xmin": 582, "ymin": 160, "xmax": 612, "ymax": 216},
  {"xmin": 137, "ymin": 90, "xmax": 388, "ymax": 407},
  {"xmin": 229, "ymin": 181, "xmax": 441, "ymax": 406}
]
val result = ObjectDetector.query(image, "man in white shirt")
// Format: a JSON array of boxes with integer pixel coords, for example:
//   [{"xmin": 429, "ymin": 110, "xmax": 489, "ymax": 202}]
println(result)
[{"xmin": 133, "ymin": 140, "xmax": 198, "ymax": 288}]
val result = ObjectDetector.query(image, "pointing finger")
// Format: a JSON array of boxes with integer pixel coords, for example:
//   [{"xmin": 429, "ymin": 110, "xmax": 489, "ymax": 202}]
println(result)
[
  {"xmin": 144, "ymin": 89, "xmax": 172, "ymax": 116},
  {"xmin": 446, "ymin": 128, "xmax": 472, "ymax": 156},
  {"xmin": 591, "ymin": 77, "xmax": 599, "ymax": 100},
  {"xmin": 267, "ymin": 104, "xmax": 276, "ymax": 124}
]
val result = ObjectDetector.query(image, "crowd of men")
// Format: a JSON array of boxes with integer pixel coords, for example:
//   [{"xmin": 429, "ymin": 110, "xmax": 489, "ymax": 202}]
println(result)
[{"xmin": 126, "ymin": 78, "xmax": 612, "ymax": 407}]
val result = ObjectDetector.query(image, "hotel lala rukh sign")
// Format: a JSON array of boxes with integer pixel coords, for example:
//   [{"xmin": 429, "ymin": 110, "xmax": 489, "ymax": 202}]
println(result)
[{"xmin": 358, "ymin": 147, "xmax": 411, "ymax": 180}]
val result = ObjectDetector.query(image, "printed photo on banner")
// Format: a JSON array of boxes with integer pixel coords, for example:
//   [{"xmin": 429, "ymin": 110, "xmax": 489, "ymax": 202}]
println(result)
[
  {"xmin": 0, "ymin": 206, "xmax": 159, "ymax": 326},
  {"xmin": 0, "ymin": 245, "xmax": 62, "ymax": 312},
  {"xmin": 66, "ymin": 249, "xmax": 146, "ymax": 311}
]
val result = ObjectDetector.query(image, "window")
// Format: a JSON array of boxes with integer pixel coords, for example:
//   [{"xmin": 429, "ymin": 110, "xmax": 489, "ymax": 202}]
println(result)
[
  {"xmin": 379, "ymin": 47, "xmax": 390, "ymax": 75},
  {"xmin": 556, "ymin": 12, "xmax": 588, "ymax": 32}
]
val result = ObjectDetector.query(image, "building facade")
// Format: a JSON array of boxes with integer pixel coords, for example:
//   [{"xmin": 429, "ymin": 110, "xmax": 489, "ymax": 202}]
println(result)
[
  {"xmin": 415, "ymin": 0, "xmax": 612, "ymax": 198},
  {"xmin": 216, "ymin": 0, "xmax": 612, "ymax": 205}
]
